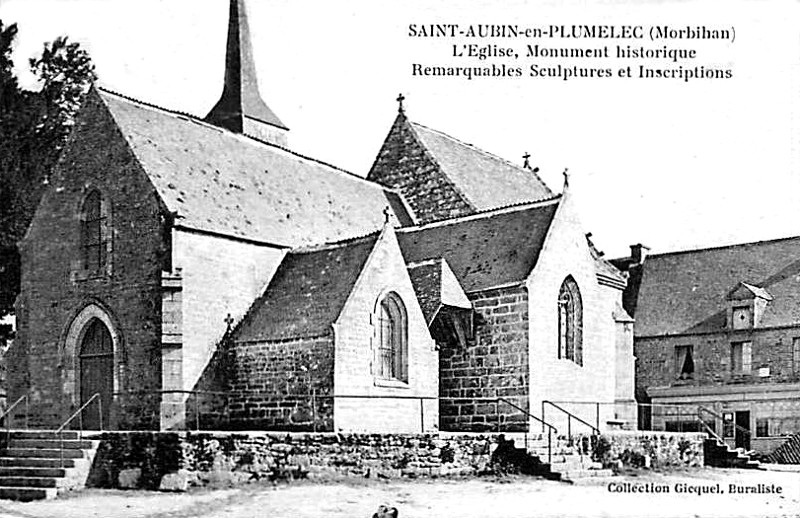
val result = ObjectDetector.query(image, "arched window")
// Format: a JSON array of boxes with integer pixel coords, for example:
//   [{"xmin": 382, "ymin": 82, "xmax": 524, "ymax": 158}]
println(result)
[
  {"xmin": 375, "ymin": 292, "xmax": 408, "ymax": 382},
  {"xmin": 80, "ymin": 190, "xmax": 109, "ymax": 273},
  {"xmin": 557, "ymin": 276, "xmax": 583, "ymax": 366}
]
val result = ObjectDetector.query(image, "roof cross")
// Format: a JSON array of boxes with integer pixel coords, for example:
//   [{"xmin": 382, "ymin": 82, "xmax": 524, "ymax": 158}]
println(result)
[
  {"xmin": 224, "ymin": 313, "xmax": 235, "ymax": 331},
  {"xmin": 396, "ymin": 93, "xmax": 405, "ymax": 113},
  {"xmin": 522, "ymin": 152, "xmax": 531, "ymax": 169},
  {"xmin": 563, "ymin": 168, "xmax": 570, "ymax": 188}
]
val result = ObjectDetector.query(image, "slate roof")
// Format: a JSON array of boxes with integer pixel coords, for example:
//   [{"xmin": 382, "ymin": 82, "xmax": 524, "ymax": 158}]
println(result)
[
  {"xmin": 407, "ymin": 258, "xmax": 471, "ymax": 324},
  {"xmin": 398, "ymin": 198, "xmax": 560, "ymax": 293},
  {"xmin": 634, "ymin": 236, "xmax": 800, "ymax": 337},
  {"xmin": 97, "ymin": 89, "xmax": 406, "ymax": 247},
  {"xmin": 233, "ymin": 233, "xmax": 379, "ymax": 342},
  {"xmin": 409, "ymin": 121, "xmax": 553, "ymax": 210}
]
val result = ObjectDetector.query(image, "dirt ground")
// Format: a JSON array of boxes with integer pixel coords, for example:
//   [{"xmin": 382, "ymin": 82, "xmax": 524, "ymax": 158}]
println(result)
[{"xmin": 0, "ymin": 468, "xmax": 797, "ymax": 518}]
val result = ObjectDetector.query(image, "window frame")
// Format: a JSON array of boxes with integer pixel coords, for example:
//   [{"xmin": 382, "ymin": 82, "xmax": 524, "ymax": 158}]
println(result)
[
  {"xmin": 373, "ymin": 291, "xmax": 409, "ymax": 385},
  {"xmin": 674, "ymin": 344, "xmax": 694, "ymax": 380},
  {"xmin": 79, "ymin": 189, "xmax": 111, "ymax": 277},
  {"xmin": 557, "ymin": 276, "xmax": 583, "ymax": 366},
  {"xmin": 730, "ymin": 341, "xmax": 752, "ymax": 374}
]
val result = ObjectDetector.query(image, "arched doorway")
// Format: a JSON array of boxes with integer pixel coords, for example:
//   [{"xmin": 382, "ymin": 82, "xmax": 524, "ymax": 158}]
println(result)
[{"xmin": 78, "ymin": 318, "xmax": 113, "ymax": 429}]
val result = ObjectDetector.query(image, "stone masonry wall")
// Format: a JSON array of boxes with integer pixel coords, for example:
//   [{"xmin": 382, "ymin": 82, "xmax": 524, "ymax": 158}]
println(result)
[
  {"xmin": 439, "ymin": 286, "xmax": 529, "ymax": 432},
  {"xmin": 87, "ymin": 431, "xmax": 499, "ymax": 489},
  {"xmin": 636, "ymin": 330, "xmax": 800, "ymax": 393},
  {"xmin": 225, "ymin": 335, "xmax": 335, "ymax": 431},
  {"xmin": 12, "ymin": 91, "xmax": 165, "ymax": 428},
  {"xmin": 367, "ymin": 114, "xmax": 473, "ymax": 224}
]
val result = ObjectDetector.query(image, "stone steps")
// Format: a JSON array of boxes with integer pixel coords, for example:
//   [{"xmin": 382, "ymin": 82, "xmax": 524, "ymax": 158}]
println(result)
[
  {"xmin": 0, "ymin": 486, "xmax": 57, "ymax": 502},
  {"xmin": 704, "ymin": 438, "xmax": 761, "ymax": 470},
  {"xmin": 0, "ymin": 457, "xmax": 77, "ymax": 468},
  {"xmin": 0, "ymin": 431, "xmax": 98, "ymax": 501}
]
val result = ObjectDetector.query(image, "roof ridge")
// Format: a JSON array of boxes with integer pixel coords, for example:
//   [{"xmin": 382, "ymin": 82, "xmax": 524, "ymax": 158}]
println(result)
[
  {"xmin": 97, "ymin": 87, "xmax": 391, "ymax": 192},
  {"xmin": 410, "ymin": 119, "xmax": 553, "ymax": 194},
  {"xmin": 407, "ymin": 258, "xmax": 443, "ymax": 268},
  {"xmin": 397, "ymin": 194, "xmax": 562, "ymax": 233},
  {"xmin": 646, "ymin": 234, "xmax": 800, "ymax": 260},
  {"xmin": 289, "ymin": 231, "xmax": 381, "ymax": 254}
]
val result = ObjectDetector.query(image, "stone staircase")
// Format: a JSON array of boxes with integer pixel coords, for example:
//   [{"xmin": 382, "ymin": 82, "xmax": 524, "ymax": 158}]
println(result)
[
  {"xmin": 491, "ymin": 435, "xmax": 562, "ymax": 481},
  {"xmin": 0, "ymin": 431, "xmax": 99, "ymax": 501},
  {"xmin": 703, "ymin": 437, "xmax": 761, "ymax": 469},
  {"xmin": 525, "ymin": 434, "xmax": 614, "ymax": 483}
]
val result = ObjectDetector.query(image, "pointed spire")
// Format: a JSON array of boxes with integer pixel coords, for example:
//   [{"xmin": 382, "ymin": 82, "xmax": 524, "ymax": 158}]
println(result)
[{"xmin": 206, "ymin": 0, "xmax": 289, "ymax": 145}]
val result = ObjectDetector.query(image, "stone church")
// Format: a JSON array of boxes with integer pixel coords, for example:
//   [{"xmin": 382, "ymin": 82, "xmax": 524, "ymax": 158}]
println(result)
[{"xmin": 9, "ymin": 0, "xmax": 635, "ymax": 434}]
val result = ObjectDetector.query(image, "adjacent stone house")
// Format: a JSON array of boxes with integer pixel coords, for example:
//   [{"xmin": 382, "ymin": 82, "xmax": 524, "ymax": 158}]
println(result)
[
  {"xmin": 617, "ymin": 238, "xmax": 800, "ymax": 453},
  {"xmin": 9, "ymin": 0, "xmax": 635, "ymax": 434}
]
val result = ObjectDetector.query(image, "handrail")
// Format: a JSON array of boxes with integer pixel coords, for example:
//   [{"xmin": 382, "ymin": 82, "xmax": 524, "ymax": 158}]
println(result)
[
  {"xmin": 498, "ymin": 398, "xmax": 557, "ymax": 433},
  {"xmin": 1, "ymin": 394, "xmax": 29, "ymax": 444},
  {"xmin": 697, "ymin": 405, "xmax": 751, "ymax": 448},
  {"xmin": 498, "ymin": 397, "xmax": 557, "ymax": 464},
  {"xmin": 542, "ymin": 400, "xmax": 600, "ymax": 436},
  {"xmin": 55, "ymin": 393, "xmax": 102, "ymax": 468}
]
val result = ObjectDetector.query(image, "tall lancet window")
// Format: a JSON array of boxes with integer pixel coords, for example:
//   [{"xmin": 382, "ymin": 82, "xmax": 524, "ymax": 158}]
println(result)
[
  {"xmin": 80, "ymin": 189, "xmax": 110, "ymax": 274},
  {"xmin": 557, "ymin": 276, "xmax": 583, "ymax": 366},
  {"xmin": 375, "ymin": 292, "xmax": 408, "ymax": 383}
]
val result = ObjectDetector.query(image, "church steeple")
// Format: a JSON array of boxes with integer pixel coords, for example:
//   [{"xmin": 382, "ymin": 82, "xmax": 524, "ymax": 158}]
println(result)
[{"xmin": 205, "ymin": 0, "xmax": 289, "ymax": 146}]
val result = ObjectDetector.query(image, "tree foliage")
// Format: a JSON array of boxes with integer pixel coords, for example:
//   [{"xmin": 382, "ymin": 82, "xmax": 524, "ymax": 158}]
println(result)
[{"xmin": 0, "ymin": 20, "xmax": 96, "ymax": 323}]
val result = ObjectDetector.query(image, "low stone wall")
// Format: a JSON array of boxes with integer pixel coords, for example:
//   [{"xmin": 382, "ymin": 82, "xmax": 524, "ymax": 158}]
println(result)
[
  {"xmin": 591, "ymin": 431, "xmax": 706, "ymax": 468},
  {"xmin": 87, "ymin": 431, "xmax": 498, "ymax": 490}
]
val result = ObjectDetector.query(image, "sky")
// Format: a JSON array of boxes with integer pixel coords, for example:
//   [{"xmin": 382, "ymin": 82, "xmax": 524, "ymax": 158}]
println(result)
[{"xmin": 0, "ymin": 0, "xmax": 798, "ymax": 259}]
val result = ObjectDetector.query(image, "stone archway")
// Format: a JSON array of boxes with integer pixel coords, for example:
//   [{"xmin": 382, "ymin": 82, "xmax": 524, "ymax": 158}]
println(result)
[{"xmin": 63, "ymin": 304, "xmax": 122, "ymax": 428}]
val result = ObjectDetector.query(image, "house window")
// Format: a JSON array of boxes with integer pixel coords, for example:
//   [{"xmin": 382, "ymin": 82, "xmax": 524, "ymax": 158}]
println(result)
[
  {"xmin": 80, "ymin": 189, "xmax": 110, "ymax": 274},
  {"xmin": 793, "ymin": 338, "xmax": 800, "ymax": 374},
  {"xmin": 756, "ymin": 418, "xmax": 769, "ymax": 438},
  {"xmin": 374, "ymin": 292, "xmax": 408, "ymax": 383},
  {"xmin": 675, "ymin": 345, "xmax": 694, "ymax": 380},
  {"xmin": 731, "ymin": 341, "xmax": 752, "ymax": 373},
  {"xmin": 731, "ymin": 306, "xmax": 752, "ymax": 330},
  {"xmin": 557, "ymin": 276, "xmax": 583, "ymax": 366}
]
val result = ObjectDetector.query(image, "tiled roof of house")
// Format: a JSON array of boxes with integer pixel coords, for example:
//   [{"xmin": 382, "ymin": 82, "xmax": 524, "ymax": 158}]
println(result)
[
  {"xmin": 634, "ymin": 236, "xmax": 800, "ymax": 337},
  {"xmin": 233, "ymin": 233, "xmax": 379, "ymax": 342},
  {"xmin": 398, "ymin": 198, "xmax": 560, "ymax": 293},
  {"xmin": 97, "ymin": 89, "xmax": 406, "ymax": 247},
  {"xmin": 409, "ymin": 121, "xmax": 553, "ymax": 210}
]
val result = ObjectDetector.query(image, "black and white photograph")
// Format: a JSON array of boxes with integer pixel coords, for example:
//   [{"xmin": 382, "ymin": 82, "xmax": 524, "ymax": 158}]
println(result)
[{"xmin": 0, "ymin": 0, "xmax": 798, "ymax": 516}]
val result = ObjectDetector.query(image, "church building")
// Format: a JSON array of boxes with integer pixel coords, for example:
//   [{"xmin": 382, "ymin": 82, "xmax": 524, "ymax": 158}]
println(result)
[{"xmin": 9, "ymin": 0, "xmax": 635, "ymax": 434}]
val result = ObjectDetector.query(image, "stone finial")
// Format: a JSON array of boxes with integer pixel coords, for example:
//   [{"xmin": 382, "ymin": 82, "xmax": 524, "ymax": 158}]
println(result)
[
  {"xmin": 396, "ymin": 93, "xmax": 405, "ymax": 114},
  {"xmin": 224, "ymin": 313, "xmax": 235, "ymax": 331}
]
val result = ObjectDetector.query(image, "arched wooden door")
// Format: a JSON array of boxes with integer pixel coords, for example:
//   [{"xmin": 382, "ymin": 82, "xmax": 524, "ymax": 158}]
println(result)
[{"xmin": 79, "ymin": 318, "xmax": 113, "ymax": 429}]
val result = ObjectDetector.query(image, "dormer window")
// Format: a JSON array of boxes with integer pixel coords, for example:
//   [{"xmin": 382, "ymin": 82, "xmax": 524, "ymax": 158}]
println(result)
[{"xmin": 726, "ymin": 282, "xmax": 772, "ymax": 330}]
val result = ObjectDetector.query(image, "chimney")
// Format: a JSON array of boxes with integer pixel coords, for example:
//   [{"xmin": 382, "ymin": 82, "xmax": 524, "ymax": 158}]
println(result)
[
  {"xmin": 630, "ymin": 243, "xmax": 650, "ymax": 265},
  {"xmin": 205, "ymin": 0, "xmax": 289, "ymax": 147}
]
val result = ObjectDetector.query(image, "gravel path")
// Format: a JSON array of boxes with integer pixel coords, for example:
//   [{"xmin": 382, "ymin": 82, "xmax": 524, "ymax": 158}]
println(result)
[{"xmin": 0, "ymin": 468, "xmax": 796, "ymax": 518}]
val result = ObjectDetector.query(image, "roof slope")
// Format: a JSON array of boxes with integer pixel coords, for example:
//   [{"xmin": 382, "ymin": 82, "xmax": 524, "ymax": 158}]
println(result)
[
  {"xmin": 398, "ymin": 199, "xmax": 560, "ymax": 293},
  {"xmin": 635, "ymin": 236, "xmax": 800, "ymax": 337},
  {"xmin": 407, "ymin": 258, "xmax": 471, "ymax": 324},
  {"xmin": 98, "ymin": 90, "xmax": 402, "ymax": 247},
  {"xmin": 233, "ymin": 234, "xmax": 379, "ymax": 342},
  {"xmin": 410, "ymin": 121, "xmax": 553, "ymax": 209}
]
